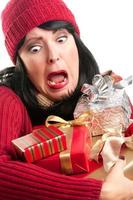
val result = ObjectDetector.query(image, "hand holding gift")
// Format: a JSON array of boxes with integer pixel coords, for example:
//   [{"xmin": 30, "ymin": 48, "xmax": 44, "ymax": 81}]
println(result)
[{"xmin": 100, "ymin": 157, "xmax": 133, "ymax": 200}]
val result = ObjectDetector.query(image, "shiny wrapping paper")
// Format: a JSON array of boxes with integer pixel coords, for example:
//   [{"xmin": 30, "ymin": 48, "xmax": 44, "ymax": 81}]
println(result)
[
  {"xmin": 76, "ymin": 105, "xmax": 128, "ymax": 137},
  {"xmin": 74, "ymin": 74, "xmax": 132, "ymax": 136},
  {"xmin": 12, "ymin": 126, "xmax": 67, "ymax": 163},
  {"xmin": 34, "ymin": 125, "xmax": 92, "ymax": 175}
]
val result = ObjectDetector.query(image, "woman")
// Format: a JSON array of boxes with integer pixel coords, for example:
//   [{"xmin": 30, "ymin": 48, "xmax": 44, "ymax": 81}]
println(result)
[{"xmin": 0, "ymin": 0, "xmax": 133, "ymax": 199}]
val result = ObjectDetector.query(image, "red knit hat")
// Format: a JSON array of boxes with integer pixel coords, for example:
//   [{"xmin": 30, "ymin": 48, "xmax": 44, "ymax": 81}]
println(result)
[{"xmin": 1, "ymin": 0, "xmax": 80, "ymax": 64}]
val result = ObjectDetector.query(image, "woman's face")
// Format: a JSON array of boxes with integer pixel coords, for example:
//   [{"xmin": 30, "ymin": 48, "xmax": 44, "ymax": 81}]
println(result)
[{"xmin": 18, "ymin": 27, "xmax": 79, "ymax": 101}]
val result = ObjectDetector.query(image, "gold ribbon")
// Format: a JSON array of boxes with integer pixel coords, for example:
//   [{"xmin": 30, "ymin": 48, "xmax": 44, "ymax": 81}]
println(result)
[
  {"xmin": 45, "ymin": 113, "xmax": 90, "ymax": 128},
  {"xmin": 59, "ymin": 127, "xmax": 73, "ymax": 174},
  {"xmin": 45, "ymin": 112, "xmax": 105, "ymax": 137}
]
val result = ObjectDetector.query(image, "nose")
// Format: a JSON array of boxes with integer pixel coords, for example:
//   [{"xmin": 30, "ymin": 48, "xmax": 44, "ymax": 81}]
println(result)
[
  {"xmin": 47, "ymin": 46, "xmax": 60, "ymax": 65},
  {"xmin": 48, "ymin": 57, "xmax": 59, "ymax": 64}
]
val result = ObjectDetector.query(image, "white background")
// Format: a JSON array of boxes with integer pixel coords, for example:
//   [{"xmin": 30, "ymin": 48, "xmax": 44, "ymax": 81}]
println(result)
[{"xmin": 0, "ymin": 0, "xmax": 133, "ymax": 100}]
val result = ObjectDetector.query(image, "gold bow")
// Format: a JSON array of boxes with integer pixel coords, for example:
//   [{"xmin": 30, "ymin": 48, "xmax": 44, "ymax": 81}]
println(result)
[{"xmin": 45, "ymin": 113, "xmax": 91, "ymax": 128}]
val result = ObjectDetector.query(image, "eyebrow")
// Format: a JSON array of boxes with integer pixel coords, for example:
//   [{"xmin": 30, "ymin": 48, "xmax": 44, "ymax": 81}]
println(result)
[
  {"xmin": 25, "ymin": 29, "xmax": 65, "ymax": 45},
  {"xmin": 24, "ymin": 37, "xmax": 43, "ymax": 45}
]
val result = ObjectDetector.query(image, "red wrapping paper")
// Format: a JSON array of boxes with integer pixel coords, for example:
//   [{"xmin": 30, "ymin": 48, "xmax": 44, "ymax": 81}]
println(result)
[
  {"xmin": 12, "ymin": 126, "xmax": 67, "ymax": 162},
  {"xmin": 34, "ymin": 125, "xmax": 92, "ymax": 175}
]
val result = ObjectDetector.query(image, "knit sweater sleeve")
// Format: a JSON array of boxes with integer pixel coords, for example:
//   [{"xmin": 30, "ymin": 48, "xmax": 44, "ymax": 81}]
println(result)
[{"xmin": 0, "ymin": 86, "xmax": 102, "ymax": 200}]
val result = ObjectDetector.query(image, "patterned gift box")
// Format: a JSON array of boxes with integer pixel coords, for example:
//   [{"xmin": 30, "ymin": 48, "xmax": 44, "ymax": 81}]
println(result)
[
  {"xmin": 34, "ymin": 125, "xmax": 92, "ymax": 175},
  {"xmin": 75, "ymin": 105, "xmax": 129, "ymax": 136},
  {"xmin": 74, "ymin": 74, "xmax": 132, "ymax": 136},
  {"xmin": 12, "ymin": 126, "xmax": 67, "ymax": 163}
]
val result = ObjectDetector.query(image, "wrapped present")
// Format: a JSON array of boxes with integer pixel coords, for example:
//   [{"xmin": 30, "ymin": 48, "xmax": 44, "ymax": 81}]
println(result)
[
  {"xmin": 12, "ymin": 126, "xmax": 67, "ymax": 163},
  {"xmin": 34, "ymin": 121, "xmax": 92, "ymax": 175},
  {"xmin": 74, "ymin": 74, "xmax": 132, "ymax": 136}
]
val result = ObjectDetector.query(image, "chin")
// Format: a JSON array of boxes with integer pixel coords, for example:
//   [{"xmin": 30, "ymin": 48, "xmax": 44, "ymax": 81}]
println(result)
[{"xmin": 53, "ymin": 89, "xmax": 75, "ymax": 102}]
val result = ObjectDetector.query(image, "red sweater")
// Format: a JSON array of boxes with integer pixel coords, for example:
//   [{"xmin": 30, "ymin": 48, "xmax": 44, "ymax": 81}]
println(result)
[{"xmin": 0, "ymin": 86, "xmax": 102, "ymax": 200}]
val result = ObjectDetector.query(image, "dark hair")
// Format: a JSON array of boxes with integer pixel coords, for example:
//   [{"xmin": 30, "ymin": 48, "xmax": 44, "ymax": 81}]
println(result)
[{"xmin": 0, "ymin": 21, "xmax": 100, "ymax": 123}]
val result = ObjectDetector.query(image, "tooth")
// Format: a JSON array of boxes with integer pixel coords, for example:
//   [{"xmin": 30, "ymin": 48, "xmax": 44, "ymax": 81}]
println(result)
[
  {"xmin": 48, "ymin": 80, "xmax": 56, "ymax": 85},
  {"xmin": 61, "ymin": 78, "xmax": 66, "ymax": 83}
]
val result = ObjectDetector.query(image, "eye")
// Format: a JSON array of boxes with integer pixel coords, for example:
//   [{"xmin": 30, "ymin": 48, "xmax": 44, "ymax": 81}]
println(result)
[
  {"xmin": 56, "ymin": 35, "xmax": 67, "ymax": 43},
  {"xmin": 29, "ymin": 45, "xmax": 42, "ymax": 53}
]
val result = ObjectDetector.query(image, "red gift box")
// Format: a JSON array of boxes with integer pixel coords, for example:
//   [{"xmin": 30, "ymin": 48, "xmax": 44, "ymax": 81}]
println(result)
[
  {"xmin": 12, "ymin": 126, "xmax": 67, "ymax": 162},
  {"xmin": 34, "ymin": 125, "xmax": 92, "ymax": 175}
]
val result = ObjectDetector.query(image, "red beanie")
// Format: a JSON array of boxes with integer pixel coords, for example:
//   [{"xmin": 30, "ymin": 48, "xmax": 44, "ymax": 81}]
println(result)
[{"xmin": 1, "ymin": 0, "xmax": 80, "ymax": 64}]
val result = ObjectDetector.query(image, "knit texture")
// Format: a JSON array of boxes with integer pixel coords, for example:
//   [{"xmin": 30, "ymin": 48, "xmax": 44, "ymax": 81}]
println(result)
[
  {"xmin": 37, "ymin": 93, "xmax": 54, "ymax": 108},
  {"xmin": 1, "ymin": 0, "xmax": 80, "ymax": 64},
  {"xmin": 0, "ymin": 86, "xmax": 103, "ymax": 200}
]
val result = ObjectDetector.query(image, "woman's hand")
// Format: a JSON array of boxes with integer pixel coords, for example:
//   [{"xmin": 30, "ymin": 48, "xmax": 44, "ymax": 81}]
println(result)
[{"xmin": 100, "ymin": 157, "xmax": 133, "ymax": 200}]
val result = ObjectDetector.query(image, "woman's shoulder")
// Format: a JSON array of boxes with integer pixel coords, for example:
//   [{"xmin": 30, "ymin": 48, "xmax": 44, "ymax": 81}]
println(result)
[
  {"xmin": 0, "ymin": 86, "xmax": 32, "ymax": 136},
  {"xmin": 0, "ymin": 85, "xmax": 17, "ymax": 97},
  {"xmin": 0, "ymin": 85, "xmax": 23, "ymax": 106}
]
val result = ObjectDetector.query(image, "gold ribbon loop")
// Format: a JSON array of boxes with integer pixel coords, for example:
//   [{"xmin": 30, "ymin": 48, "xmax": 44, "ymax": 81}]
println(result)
[{"xmin": 45, "ymin": 113, "xmax": 90, "ymax": 128}]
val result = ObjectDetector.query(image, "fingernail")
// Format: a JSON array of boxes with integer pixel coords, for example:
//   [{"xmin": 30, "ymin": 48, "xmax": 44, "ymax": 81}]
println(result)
[{"xmin": 119, "ymin": 155, "xmax": 125, "ymax": 160}]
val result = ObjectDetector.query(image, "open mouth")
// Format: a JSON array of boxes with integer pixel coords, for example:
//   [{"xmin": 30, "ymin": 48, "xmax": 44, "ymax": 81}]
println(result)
[{"xmin": 47, "ymin": 70, "xmax": 68, "ymax": 89}]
